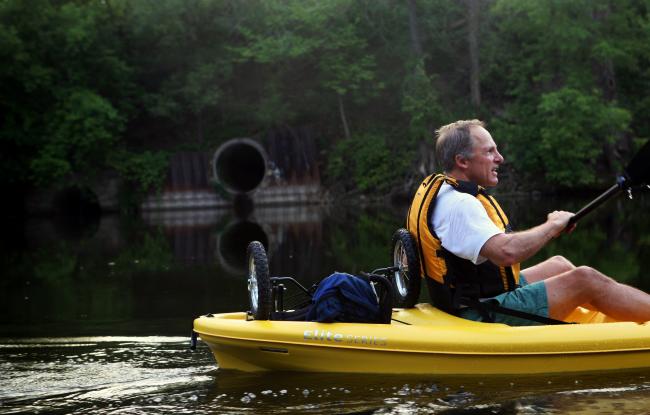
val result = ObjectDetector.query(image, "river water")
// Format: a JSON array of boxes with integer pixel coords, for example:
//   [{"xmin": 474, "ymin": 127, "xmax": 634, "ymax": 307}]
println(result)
[{"xmin": 2, "ymin": 192, "xmax": 650, "ymax": 414}]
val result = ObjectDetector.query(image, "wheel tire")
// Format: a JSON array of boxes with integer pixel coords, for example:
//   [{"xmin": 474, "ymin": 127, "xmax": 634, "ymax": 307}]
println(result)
[
  {"xmin": 247, "ymin": 241, "xmax": 271, "ymax": 320},
  {"xmin": 391, "ymin": 228, "xmax": 421, "ymax": 308}
]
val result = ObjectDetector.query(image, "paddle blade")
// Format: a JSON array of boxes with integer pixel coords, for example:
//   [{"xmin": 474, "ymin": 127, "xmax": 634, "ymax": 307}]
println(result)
[{"xmin": 624, "ymin": 139, "xmax": 650, "ymax": 186}]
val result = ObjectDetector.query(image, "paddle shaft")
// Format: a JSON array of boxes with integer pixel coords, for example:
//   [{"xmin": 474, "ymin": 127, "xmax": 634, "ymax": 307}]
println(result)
[
  {"xmin": 565, "ymin": 140, "xmax": 650, "ymax": 227},
  {"xmin": 568, "ymin": 182, "xmax": 622, "ymax": 226}
]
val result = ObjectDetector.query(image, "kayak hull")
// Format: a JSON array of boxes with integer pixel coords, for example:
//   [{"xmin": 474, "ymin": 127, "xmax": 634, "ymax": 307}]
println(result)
[{"xmin": 193, "ymin": 304, "xmax": 650, "ymax": 375}]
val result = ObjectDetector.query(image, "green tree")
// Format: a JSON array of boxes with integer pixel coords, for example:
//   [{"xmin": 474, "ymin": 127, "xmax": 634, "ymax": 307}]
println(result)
[
  {"xmin": 537, "ymin": 88, "xmax": 630, "ymax": 186},
  {"xmin": 235, "ymin": 0, "xmax": 381, "ymax": 136},
  {"xmin": 126, "ymin": 0, "xmax": 235, "ymax": 146},
  {"xmin": 485, "ymin": 0, "xmax": 641, "ymax": 188},
  {"xmin": 31, "ymin": 89, "xmax": 124, "ymax": 186},
  {"xmin": 0, "ymin": 0, "xmax": 132, "ymax": 189},
  {"xmin": 5, "ymin": 0, "xmax": 650, "ymax": 201}
]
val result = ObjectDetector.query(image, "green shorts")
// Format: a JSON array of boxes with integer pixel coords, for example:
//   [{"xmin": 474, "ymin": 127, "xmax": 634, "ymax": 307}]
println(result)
[{"xmin": 457, "ymin": 274, "xmax": 549, "ymax": 326}]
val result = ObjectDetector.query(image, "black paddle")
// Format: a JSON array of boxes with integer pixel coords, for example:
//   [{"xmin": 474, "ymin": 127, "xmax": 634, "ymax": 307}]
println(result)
[{"xmin": 568, "ymin": 139, "xmax": 650, "ymax": 226}]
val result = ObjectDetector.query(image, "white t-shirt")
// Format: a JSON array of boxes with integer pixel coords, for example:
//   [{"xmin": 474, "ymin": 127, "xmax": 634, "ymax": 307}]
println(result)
[{"xmin": 431, "ymin": 183, "xmax": 503, "ymax": 265}]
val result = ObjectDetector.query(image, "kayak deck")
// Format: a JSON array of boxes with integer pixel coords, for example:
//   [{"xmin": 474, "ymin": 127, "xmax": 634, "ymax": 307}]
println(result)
[{"xmin": 194, "ymin": 304, "xmax": 650, "ymax": 375}]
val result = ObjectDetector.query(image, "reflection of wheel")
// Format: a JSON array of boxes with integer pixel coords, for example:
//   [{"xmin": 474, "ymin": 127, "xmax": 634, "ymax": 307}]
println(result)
[
  {"xmin": 391, "ymin": 228, "xmax": 421, "ymax": 308},
  {"xmin": 247, "ymin": 241, "xmax": 271, "ymax": 320}
]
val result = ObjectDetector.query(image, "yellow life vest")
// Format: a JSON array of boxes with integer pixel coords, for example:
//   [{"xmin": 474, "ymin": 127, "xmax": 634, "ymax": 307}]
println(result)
[{"xmin": 406, "ymin": 174, "xmax": 520, "ymax": 310}]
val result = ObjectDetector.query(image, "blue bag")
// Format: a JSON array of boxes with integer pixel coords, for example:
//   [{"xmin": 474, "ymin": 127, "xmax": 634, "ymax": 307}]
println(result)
[{"xmin": 306, "ymin": 272, "xmax": 382, "ymax": 323}]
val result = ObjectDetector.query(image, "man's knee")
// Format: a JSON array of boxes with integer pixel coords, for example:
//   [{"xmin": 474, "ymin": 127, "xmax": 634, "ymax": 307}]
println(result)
[
  {"xmin": 550, "ymin": 255, "xmax": 575, "ymax": 272},
  {"xmin": 547, "ymin": 266, "xmax": 614, "ymax": 307},
  {"xmin": 572, "ymin": 266, "xmax": 615, "ymax": 288}
]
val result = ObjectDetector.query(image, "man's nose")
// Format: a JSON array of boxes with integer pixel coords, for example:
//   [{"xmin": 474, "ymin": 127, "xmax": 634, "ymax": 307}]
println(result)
[{"xmin": 495, "ymin": 151, "xmax": 504, "ymax": 163}]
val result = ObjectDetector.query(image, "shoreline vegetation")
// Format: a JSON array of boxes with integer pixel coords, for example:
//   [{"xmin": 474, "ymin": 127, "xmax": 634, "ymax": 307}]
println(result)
[{"xmin": 3, "ymin": 1, "xmax": 650, "ymax": 214}]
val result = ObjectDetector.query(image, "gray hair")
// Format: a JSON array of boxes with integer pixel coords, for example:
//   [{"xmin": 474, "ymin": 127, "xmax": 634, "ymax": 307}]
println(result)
[{"xmin": 435, "ymin": 119, "xmax": 485, "ymax": 173}]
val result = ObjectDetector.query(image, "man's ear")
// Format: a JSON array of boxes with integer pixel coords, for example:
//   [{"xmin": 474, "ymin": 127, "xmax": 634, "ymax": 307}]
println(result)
[{"xmin": 455, "ymin": 154, "xmax": 469, "ymax": 169}]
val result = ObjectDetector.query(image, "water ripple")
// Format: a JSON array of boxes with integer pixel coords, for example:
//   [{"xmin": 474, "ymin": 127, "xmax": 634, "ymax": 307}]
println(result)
[{"xmin": 2, "ymin": 337, "xmax": 650, "ymax": 414}]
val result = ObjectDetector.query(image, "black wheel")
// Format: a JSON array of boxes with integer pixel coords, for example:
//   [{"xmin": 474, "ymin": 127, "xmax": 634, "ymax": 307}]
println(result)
[
  {"xmin": 247, "ymin": 241, "xmax": 271, "ymax": 320},
  {"xmin": 391, "ymin": 228, "xmax": 421, "ymax": 308}
]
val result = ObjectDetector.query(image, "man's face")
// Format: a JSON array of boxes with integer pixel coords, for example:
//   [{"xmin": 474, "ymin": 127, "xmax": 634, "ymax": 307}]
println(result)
[{"xmin": 464, "ymin": 126, "xmax": 504, "ymax": 188}]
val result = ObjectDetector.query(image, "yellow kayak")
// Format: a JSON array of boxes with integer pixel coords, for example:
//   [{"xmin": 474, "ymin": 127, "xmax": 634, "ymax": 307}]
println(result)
[{"xmin": 193, "ymin": 303, "xmax": 650, "ymax": 375}]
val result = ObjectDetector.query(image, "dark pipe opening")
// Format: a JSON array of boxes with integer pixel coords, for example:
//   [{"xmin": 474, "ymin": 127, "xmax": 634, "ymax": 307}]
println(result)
[
  {"xmin": 214, "ymin": 139, "xmax": 267, "ymax": 193},
  {"xmin": 218, "ymin": 220, "xmax": 268, "ymax": 274}
]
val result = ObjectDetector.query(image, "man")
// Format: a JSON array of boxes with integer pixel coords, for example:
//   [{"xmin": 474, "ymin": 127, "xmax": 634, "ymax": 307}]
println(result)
[{"xmin": 407, "ymin": 119, "xmax": 650, "ymax": 324}]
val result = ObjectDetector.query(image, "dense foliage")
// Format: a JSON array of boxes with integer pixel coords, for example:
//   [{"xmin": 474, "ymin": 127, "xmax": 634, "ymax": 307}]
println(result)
[{"xmin": 2, "ymin": 0, "xmax": 650, "ymax": 200}]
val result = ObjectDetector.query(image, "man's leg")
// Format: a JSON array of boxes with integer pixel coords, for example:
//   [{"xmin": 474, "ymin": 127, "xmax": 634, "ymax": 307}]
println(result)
[
  {"xmin": 544, "ymin": 266, "xmax": 650, "ymax": 322},
  {"xmin": 521, "ymin": 256, "xmax": 575, "ymax": 283},
  {"xmin": 523, "ymin": 256, "xmax": 599, "ymax": 311}
]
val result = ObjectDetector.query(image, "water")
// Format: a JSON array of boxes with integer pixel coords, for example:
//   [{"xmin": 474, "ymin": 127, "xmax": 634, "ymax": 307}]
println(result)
[
  {"xmin": 2, "ymin": 337, "xmax": 649, "ymax": 414},
  {"xmin": 2, "ymin": 193, "xmax": 650, "ymax": 414},
  {"xmin": 0, "ymin": 337, "xmax": 212, "ymax": 414},
  {"xmin": 2, "ymin": 337, "xmax": 649, "ymax": 413}
]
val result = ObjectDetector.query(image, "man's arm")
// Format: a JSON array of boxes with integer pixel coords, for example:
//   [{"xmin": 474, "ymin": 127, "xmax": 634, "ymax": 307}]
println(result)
[{"xmin": 480, "ymin": 211, "xmax": 574, "ymax": 266}]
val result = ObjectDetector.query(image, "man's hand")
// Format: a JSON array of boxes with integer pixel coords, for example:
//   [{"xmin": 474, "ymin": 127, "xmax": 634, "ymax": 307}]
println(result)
[{"xmin": 546, "ymin": 210, "xmax": 575, "ymax": 237}]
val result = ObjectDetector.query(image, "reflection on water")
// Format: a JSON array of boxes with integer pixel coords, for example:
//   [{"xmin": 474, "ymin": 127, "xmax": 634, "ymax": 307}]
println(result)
[
  {"xmin": 142, "ymin": 205, "xmax": 326, "ymax": 278},
  {"xmin": 1, "ymin": 205, "xmax": 339, "ymax": 337},
  {"xmin": 1, "ymin": 193, "xmax": 650, "ymax": 413}
]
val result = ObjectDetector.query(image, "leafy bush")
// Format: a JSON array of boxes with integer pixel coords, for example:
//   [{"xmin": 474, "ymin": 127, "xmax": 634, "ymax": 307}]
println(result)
[
  {"xmin": 493, "ymin": 88, "xmax": 631, "ymax": 188},
  {"xmin": 326, "ymin": 133, "xmax": 410, "ymax": 194},
  {"xmin": 537, "ymin": 88, "xmax": 630, "ymax": 186},
  {"xmin": 30, "ymin": 89, "xmax": 124, "ymax": 186},
  {"xmin": 108, "ymin": 150, "xmax": 168, "ymax": 194}
]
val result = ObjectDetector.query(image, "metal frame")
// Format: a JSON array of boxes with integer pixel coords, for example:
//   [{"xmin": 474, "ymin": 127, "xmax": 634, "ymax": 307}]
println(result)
[{"xmin": 268, "ymin": 266, "xmax": 399, "ymax": 314}]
